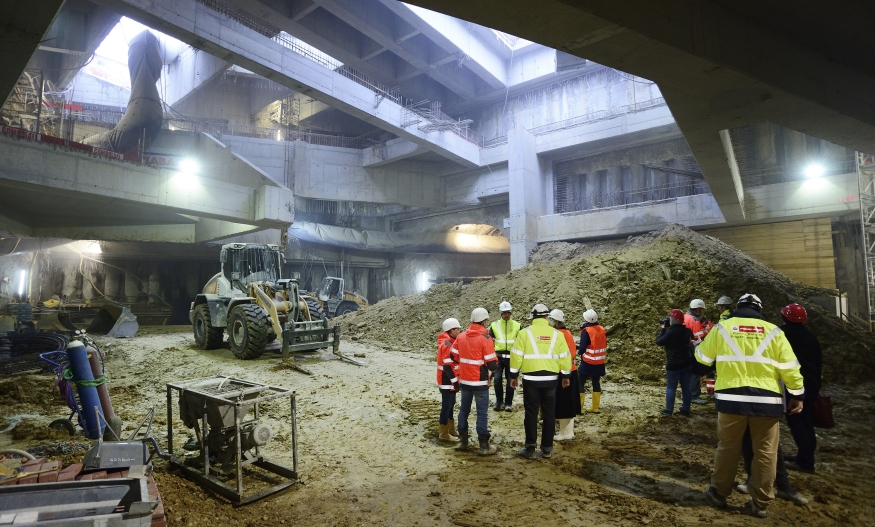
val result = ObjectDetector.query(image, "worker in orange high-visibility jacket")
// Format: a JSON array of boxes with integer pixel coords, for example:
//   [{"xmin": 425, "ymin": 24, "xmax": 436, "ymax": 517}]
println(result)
[
  {"xmin": 436, "ymin": 318, "xmax": 462, "ymax": 443},
  {"xmin": 578, "ymin": 309, "xmax": 607, "ymax": 414},
  {"xmin": 455, "ymin": 307, "xmax": 500, "ymax": 455},
  {"xmin": 685, "ymin": 298, "xmax": 711, "ymax": 405},
  {"xmin": 509, "ymin": 304, "xmax": 572, "ymax": 459}
]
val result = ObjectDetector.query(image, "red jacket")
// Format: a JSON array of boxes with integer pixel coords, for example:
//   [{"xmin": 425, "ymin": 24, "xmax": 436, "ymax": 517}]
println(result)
[
  {"xmin": 436, "ymin": 331, "xmax": 459, "ymax": 392},
  {"xmin": 684, "ymin": 313, "xmax": 711, "ymax": 342},
  {"xmin": 455, "ymin": 323, "xmax": 499, "ymax": 391}
]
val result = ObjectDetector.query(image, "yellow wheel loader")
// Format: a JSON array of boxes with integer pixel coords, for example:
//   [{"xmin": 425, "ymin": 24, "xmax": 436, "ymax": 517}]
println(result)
[
  {"xmin": 190, "ymin": 243, "xmax": 338, "ymax": 361},
  {"xmin": 313, "ymin": 277, "xmax": 369, "ymax": 318}
]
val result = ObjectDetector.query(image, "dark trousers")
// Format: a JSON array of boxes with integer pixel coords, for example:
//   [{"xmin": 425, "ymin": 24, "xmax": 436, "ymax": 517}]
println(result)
[
  {"xmin": 742, "ymin": 427, "xmax": 792, "ymax": 493},
  {"xmin": 492, "ymin": 357, "xmax": 515, "ymax": 405},
  {"xmin": 786, "ymin": 401, "xmax": 817, "ymax": 470},
  {"xmin": 578, "ymin": 373, "xmax": 601, "ymax": 392},
  {"xmin": 439, "ymin": 390, "xmax": 456, "ymax": 425},
  {"xmin": 523, "ymin": 382, "xmax": 556, "ymax": 451}
]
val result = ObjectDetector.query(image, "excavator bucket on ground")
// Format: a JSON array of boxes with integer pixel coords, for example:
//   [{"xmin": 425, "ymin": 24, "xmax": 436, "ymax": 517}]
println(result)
[{"xmin": 86, "ymin": 302, "xmax": 139, "ymax": 338}]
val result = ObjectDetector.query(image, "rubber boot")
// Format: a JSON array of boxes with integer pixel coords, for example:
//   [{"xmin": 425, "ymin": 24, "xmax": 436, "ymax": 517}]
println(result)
[
  {"xmin": 579, "ymin": 393, "xmax": 586, "ymax": 415},
  {"xmin": 439, "ymin": 423, "xmax": 459, "ymax": 443},
  {"xmin": 457, "ymin": 431, "xmax": 469, "ymax": 451},
  {"xmin": 477, "ymin": 435, "xmax": 497, "ymax": 456},
  {"xmin": 586, "ymin": 392, "xmax": 601, "ymax": 414},
  {"xmin": 447, "ymin": 418, "xmax": 459, "ymax": 438},
  {"xmin": 554, "ymin": 418, "xmax": 575, "ymax": 441}
]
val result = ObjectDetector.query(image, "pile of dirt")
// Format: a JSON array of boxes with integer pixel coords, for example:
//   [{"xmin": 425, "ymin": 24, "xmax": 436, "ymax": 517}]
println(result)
[{"xmin": 336, "ymin": 224, "xmax": 874, "ymax": 384}]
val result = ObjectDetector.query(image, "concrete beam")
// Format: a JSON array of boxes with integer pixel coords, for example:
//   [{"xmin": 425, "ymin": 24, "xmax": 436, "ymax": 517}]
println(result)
[
  {"xmin": 362, "ymin": 138, "xmax": 428, "ymax": 167},
  {"xmin": 0, "ymin": 0, "xmax": 64, "ymax": 106},
  {"xmin": 95, "ymin": 0, "xmax": 481, "ymax": 167},
  {"xmin": 31, "ymin": 224, "xmax": 196, "ymax": 242},
  {"xmin": 164, "ymin": 46, "xmax": 231, "ymax": 107}
]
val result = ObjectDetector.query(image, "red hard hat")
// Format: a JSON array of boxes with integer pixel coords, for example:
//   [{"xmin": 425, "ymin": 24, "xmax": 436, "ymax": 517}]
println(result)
[
  {"xmin": 781, "ymin": 303, "xmax": 807, "ymax": 323},
  {"xmin": 670, "ymin": 309, "xmax": 685, "ymax": 323}
]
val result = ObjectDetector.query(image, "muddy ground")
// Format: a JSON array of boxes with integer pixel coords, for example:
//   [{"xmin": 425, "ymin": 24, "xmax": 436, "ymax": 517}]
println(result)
[{"xmin": 2, "ymin": 325, "xmax": 874, "ymax": 526}]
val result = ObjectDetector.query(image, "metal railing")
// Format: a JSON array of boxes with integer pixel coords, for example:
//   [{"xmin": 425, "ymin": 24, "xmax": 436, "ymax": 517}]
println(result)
[
  {"xmin": 530, "ymin": 97, "xmax": 666, "ymax": 136},
  {"xmin": 554, "ymin": 178, "xmax": 710, "ymax": 214}
]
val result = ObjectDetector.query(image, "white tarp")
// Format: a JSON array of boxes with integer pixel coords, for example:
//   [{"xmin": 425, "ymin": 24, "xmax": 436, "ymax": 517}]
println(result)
[{"xmin": 288, "ymin": 221, "xmax": 509, "ymax": 254}]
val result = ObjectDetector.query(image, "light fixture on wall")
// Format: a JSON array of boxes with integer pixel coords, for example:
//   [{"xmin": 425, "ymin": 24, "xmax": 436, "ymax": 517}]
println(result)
[
  {"xmin": 173, "ymin": 157, "xmax": 201, "ymax": 188},
  {"xmin": 418, "ymin": 271, "xmax": 430, "ymax": 292},
  {"xmin": 803, "ymin": 163, "xmax": 825, "ymax": 179},
  {"xmin": 17, "ymin": 269, "xmax": 26, "ymax": 298}
]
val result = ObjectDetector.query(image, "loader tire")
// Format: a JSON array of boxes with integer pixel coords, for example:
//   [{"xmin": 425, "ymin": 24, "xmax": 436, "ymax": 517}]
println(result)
[
  {"xmin": 228, "ymin": 304, "xmax": 269, "ymax": 359},
  {"xmin": 335, "ymin": 301, "xmax": 358, "ymax": 317},
  {"xmin": 193, "ymin": 304, "xmax": 223, "ymax": 350},
  {"xmin": 305, "ymin": 298, "xmax": 327, "ymax": 323}
]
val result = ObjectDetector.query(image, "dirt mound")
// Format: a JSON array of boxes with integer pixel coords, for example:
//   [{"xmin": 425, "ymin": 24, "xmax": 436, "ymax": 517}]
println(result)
[{"xmin": 337, "ymin": 225, "xmax": 874, "ymax": 384}]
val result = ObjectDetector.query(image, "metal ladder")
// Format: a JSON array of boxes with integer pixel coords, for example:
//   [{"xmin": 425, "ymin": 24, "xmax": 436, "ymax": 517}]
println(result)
[{"xmin": 856, "ymin": 152, "xmax": 875, "ymax": 329}]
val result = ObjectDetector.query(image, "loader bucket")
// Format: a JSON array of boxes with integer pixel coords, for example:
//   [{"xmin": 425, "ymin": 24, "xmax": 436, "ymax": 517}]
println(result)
[
  {"xmin": 86, "ymin": 302, "xmax": 139, "ymax": 338},
  {"xmin": 36, "ymin": 310, "xmax": 79, "ymax": 332}
]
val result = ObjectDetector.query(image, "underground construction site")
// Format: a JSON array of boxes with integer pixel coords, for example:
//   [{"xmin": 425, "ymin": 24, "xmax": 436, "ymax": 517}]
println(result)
[{"xmin": 2, "ymin": 1, "xmax": 875, "ymax": 525}]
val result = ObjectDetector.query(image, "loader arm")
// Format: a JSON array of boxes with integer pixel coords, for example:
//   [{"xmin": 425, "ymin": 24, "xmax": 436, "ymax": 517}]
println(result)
[{"xmin": 252, "ymin": 286, "xmax": 284, "ymax": 340}]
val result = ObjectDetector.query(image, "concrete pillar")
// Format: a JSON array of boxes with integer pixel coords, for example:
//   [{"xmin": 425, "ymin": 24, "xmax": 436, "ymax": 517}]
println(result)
[
  {"xmin": 783, "ymin": 129, "xmax": 808, "ymax": 168},
  {"xmin": 61, "ymin": 264, "xmax": 78, "ymax": 300},
  {"xmin": 185, "ymin": 269, "xmax": 201, "ymax": 298},
  {"xmin": 104, "ymin": 270, "xmax": 120, "ymax": 299},
  {"xmin": 586, "ymin": 172, "xmax": 600, "ymax": 209},
  {"xmin": 631, "ymin": 164, "xmax": 647, "ymax": 203},
  {"xmin": 608, "ymin": 168, "xmax": 622, "ymax": 206},
  {"xmin": 148, "ymin": 272, "xmax": 160, "ymax": 306},
  {"xmin": 82, "ymin": 273, "xmax": 93, "ymax": 301},
  {"xmin": 124, "ymin": 265, "xmax": 140, "ymax": 303},
  {"xmin": 507, "ymin": 127, "xmax": 546, "ymax": 269}
]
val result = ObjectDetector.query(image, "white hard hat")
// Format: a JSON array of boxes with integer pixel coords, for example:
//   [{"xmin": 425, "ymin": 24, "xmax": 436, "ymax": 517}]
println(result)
[
  {"xmin": 471, "ymin": 307, "xmax": 490, "ymax": 323},
  {"xmin": 716, "ymin": 296, "xmax": 733, "ymax": 306},
  {"xmin": 499, "ymin": 301, "xmax": 512, "ymax": 313},
  {"xmin": 548, "ymin": 309, "xmax": 565, "ymax": 323},
  {"xmin": 530, "ymin": 303, "xmax": 550, "ymax": 317},
  {"xmin": 737, "ymin": 293, "xmax": 763, "ymax": 309},
  {"xmin": 442, "ymin": 318, "xmax": 462, "ymax": 332},
  {"xmin": 583, "ymin": 309, "xmax": 598, "ymax": 323},
  {"xmin": 689, "ymin": 299, "xmax": 706, "ymax": 309}
]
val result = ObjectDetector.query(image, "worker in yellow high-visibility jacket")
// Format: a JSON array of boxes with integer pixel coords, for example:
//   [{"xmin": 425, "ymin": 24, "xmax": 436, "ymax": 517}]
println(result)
[{"xmin": 696, "ymin": 293, "xmax": 805, "ymax": 519}]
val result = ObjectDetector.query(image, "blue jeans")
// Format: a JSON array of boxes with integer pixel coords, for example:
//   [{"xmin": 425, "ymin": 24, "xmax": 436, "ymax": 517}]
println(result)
[
  {"xmin": 439, "ymin": 390, "xmax": 456, "ymax": 424},
  {"xmin": 665, "ymin": 364, "xmax": 694, "ymax": 413},
  {"xmin": 458, "ymin": 388, "xmax": 490, "ymax": 437}
]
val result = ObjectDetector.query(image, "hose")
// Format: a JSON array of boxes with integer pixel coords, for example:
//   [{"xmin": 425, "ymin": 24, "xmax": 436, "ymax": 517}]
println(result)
[{"xmin": 0, "ymin": 449, "xmax": 36, "ymax": 461}]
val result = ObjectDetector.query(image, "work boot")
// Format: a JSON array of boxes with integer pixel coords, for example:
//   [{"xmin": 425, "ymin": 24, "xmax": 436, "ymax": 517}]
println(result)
[
  {"xmin": 439, "ymin": 423, "xmax": 459, "ymax": 443},
  {"xmin": 742, "ymin": 499, "xmax": 767, "ymax": 518},
  {"xmin": 691, "ymin": 397, "xmax": 709, "ymax": 405},
  {"xmin": 493, "ymin": 400, "xmax": 503, "ymax": 411},
  {"xmin": 785, "ymin": 461, "xmax": 815, "ymax": 473},
  {"xmin": 519, "ymin": 445, "xmax": 535, "ymax": 459},
  {"xmin": 477, "ymin": 435, "xmax": 497, "ymax": 456},
  {"xmin": 541, "ymin": 447, "xmax": 553, "ymax": 459},
  {"xmin": 586, "ymin": 392, "xmax": 601, "ymax": 413},
  {"xmin": 579, "ymin": 393, "xmax": 586, "ymax": 414},
  {"xmin": 776, "ymin": 490, "xmax": 809, "ymax": 506},
  {"xmin": 704, "ymin": 485, "xmax": 727, "ymax": 509},
  {"xmin": 504, "ymin": 403, "xmax": 513, "ymax": 412},
  {"xmin": 457, "ymin": 431, "xmax": 469, "ymax": 451},
  {"xmin": 736, "ymin": 482, "xmax": 749, "ymax": 494},
  {"xmin": 446, "ymin": 418, "xmax": 459, "ymax": 438},
  {"xmin": 553, "ymin": 418, "xmax": 575, "ymax": 441}
]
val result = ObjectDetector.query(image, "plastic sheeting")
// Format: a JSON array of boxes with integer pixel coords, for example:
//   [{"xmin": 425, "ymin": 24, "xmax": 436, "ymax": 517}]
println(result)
[
  {"xmin": 288, "ymin": 221, "xmax": 509, "ymax": 254},
  {"xmin": 83, "ymin": 31, "xmax": 163, "ymax": 154}
]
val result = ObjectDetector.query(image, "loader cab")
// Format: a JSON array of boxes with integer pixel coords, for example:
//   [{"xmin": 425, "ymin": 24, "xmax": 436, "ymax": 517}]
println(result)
[
  {"xmin": 220, "ymin": 243, "xmax": 284, "ymax": 290},
  {"xmin": 317, "ymin": 277, "xmax": 343, "ymax": 302}
]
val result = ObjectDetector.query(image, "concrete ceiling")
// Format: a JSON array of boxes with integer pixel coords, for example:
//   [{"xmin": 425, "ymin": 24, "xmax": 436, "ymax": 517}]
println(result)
[
  {"xmin": 0, "ymin": 0, "xmax": 66, "ymax": 106},
  {"xmin": 403, "ymin": 0, "xmax": 875, "ymax": 222}
]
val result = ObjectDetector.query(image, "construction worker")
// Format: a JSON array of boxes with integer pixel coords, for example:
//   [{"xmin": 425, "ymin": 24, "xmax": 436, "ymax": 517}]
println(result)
[
  {"xmin": 455, "ymin": 307, "xmax": 499, "ymax": 455},
  {"xmin": 779, "ymin": 303, "xmax": 822, "ymax": 474},
  {"xmin": 656, "ymin": 309, "xmax": 695, "ymax": 416},
  {"xmin": 578, "ymin": 309, "xmax": 607, "ymax": 414},
  {"xmin": 697, "ymin": 293, "xmax": 805, "ymax": 519},
  {"xmin": 685, "ymin": 299, "xmax": 711, "ymax": 405},
  {"xmin": 489, "ymin": 301, "xmax": 520, "ymax": 411},
  {"xmin": 509, "ymin": 304, "xmax": 572, "ymax": 459},
  {"xmin": 436, "ymin": 318, "xmax": 462, "ymax": 443},
  {"xmin": 716, "ymin": 296, "xmax": 733, "ymax": 320},
  {"xmin": 550, "ymin": 309, "xmax": 579, "ymax": 441}
]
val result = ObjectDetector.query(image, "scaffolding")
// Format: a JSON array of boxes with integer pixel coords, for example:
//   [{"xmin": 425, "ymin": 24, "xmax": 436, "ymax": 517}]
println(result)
[{"xmin": 856, "ymin": 152, "xmax": 875, "ymax": 328}]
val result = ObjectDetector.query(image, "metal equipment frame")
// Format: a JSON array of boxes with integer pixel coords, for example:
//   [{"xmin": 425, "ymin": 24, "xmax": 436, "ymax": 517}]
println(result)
[
  {"xmin": 166, "ymin": 376, "xmax": 298, "ymax": 506},
  {"xmin": 857, "ymin": 152, "xmax": 875, "ymax": 329}
]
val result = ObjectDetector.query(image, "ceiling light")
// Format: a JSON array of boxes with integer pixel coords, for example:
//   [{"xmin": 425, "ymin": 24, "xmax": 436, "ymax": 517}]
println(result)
[{"xmin": 178, "ymin": 157, "xmax": 200, "ymax": 175}]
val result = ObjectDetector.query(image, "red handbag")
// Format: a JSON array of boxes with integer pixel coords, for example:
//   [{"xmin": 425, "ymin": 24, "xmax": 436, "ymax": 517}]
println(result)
[{"xmin": 812, "ymin": 396, "xmax": 835, "ymax": 429}]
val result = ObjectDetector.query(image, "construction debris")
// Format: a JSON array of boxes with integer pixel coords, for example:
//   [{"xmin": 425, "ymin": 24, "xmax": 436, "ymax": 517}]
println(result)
[{"xmin": 335, "ymin": 224, "xmax": 873, "ymax": 383}]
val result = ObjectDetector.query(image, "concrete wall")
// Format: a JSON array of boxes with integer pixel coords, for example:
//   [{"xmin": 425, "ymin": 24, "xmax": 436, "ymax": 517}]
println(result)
[
  {"xmin": 445, "ymin": 164, "xmax": 509, "ymax": 205},
  {"xmin": 69, "ymin": 72, "xmax": 131, "ymax": 107},
  {"xmin": 390, "ymin": 252, "xmax": 510, "ymax": 297}
]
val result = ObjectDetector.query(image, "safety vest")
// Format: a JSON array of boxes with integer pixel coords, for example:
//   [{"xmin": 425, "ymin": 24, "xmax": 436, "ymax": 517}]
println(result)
[
  {"xmin": 581, "ymin": 325, "xmax": 607, "ymax": 366},
  {"xmin": 455, "ymin": 324, "xmax": 498, "ymax": 391},
  {"xmin": 558, "ymin": 328, "xmax": 577, "ymax": 371},
  {"xmin": 436, "ymin": 331, "xmax": 459, "ymax": 392},
  {"xmin": 695, "ymin": 317, "xmax": 805, "ymax": 417},
  {"xmin": 719, "ymin": 309, "xmax": 732, "ymax": 321},
  {"xmin": 684, "ymin": 313, "xmax": 707, "ymax": 341},
  {"xmin": 490, "ymin": 318, "xmax": 521, "ymax": 356},
  {"xmin": 509, "ymin": 318, "xmax": 572, "ymax": 386}
]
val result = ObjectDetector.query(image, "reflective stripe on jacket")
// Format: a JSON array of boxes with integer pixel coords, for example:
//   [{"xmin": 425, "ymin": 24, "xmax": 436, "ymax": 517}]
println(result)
[
  {"xmin": 490, "ymin": 318, "xmax": 521, "ymax": 357},
  {"xmin": 455, "ymin": 324, "xmax": 498, "ymax": 390},
  {"xmin": 684, "ymin": 313, "xmax": 707, "ymax": 341},
  {"xmin": 509, "ymin": 318, "xmax": 572, "ymax": 386},
  {"xmin": 695, "ymin": 316, "xmax": 805, "ymax": 417},
  {"xmin": 436, "ymin": 331, "xmax": 459, "ymax": 392},
  {"xmin": 581, "ymin": 325, "xmax": 607, "ymax": 366}
]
